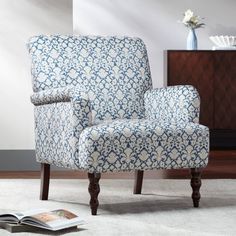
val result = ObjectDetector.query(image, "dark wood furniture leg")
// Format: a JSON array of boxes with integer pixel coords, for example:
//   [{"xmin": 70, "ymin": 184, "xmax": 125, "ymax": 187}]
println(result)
[
  {"xmin": 88, "ymin": 173, "xmax": 101, "ymax": 215},
  {"xmin": 133, "ymin": 170, "xmax": 144, "ymax": 194},
  {"xmin": 40, "ymin": 163, "xmax": 50, "ymax": 200},
  {"xmin": 190, "ymin": 168, "xmax": 202, "ymax": 207}
]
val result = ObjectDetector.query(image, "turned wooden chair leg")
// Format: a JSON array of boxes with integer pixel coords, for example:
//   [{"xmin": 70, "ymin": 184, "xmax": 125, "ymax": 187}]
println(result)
[
  {"xmin": 190, "ymin": 168, "xmax": 202, "ymax": 208},
  {"xmin": 40, "ymin": 163, "xmax": 50, "ymax": 200},
  {"xmin": 133, "ymin": 170, "xmax": 144, "ymax": 194},
  {"xmin": 88, "ymin": 173, "xmax": 101, "ymax": 215}
]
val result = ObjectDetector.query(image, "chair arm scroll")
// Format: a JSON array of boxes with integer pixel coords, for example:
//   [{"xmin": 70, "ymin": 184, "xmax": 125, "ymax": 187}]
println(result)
[
  {"xmin": 31, "ymin": 86, "xmax": 92, "ymax": 131},
  {"xmin": 144, "ymin": 85, "xmax": 200, "ymax": 123}
]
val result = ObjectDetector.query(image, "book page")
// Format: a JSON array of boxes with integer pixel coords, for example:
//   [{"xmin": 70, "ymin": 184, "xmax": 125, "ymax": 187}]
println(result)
[
  {"xmin": 0, "ymin": 214, "xmax": 20, "ymax": 223},
  {"xmin": 22, "ymin": 209, "xmax": 83, "ymax": 231},
  {"xmin": 0, "ymin": 209, "xmax": 46, "ymax": 223},
  {"xmin": 0, "ymin": 209, "xmax": 42, "ymax": 223},
  {"xmin": 20, "ymin": 209, "xmax": 48, "ymax": 218}
]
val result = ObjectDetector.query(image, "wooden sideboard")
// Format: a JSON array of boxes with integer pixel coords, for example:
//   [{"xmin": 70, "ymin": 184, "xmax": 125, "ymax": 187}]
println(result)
[{"xmin": 166, "ymin": 50, "xmax": 236, "ymax": 149}]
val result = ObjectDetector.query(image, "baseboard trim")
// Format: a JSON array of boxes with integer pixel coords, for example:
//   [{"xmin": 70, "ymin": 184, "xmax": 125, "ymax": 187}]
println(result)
[
  {"xmin": 0, "ymin": 150, "xmax": 61, "ymax": 171},
  {"xmin": 0, "ymin": 170, "xmax": 189, "ymax": 179},
  {"xmin": 0, "ymin": 168, "xmax": 236, "ymax": 179},
  {"xmin": 0, "ymin": 150, "xmax": 235, "ymax": 179},
  {"xmin": 0, "ymin": 170, "xmax": 169, "ymax": 179}
]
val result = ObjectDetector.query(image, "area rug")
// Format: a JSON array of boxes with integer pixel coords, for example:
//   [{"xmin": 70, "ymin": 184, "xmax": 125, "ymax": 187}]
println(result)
[{"xmin": 0, "ymin": 179, "xmax": 235, "ymax": 235}]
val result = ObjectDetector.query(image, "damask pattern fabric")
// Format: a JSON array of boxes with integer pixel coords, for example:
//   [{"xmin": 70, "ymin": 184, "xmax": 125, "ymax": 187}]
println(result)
[
  {"xmin": 28, "ymin": 35, "xmax": 152, "ymax": 123},
  {"xmin": 34, "ymin": 103, "xmax": 209, "ymax": 172},
  {"xmin": 34, "ymin": 96, "xmax": 91, "ymax": 169},
  {"xmin": 31, "ymin": 86, "xmax": 73, "ymax": 105},
  {"xmin": 34, "ymin": 103, "xmax": 78, "ymax": 169},
  {"xmin": 31, "ymin": 86, "xmax": 89, "ymax": 106},
  {"xmin": 78, "ymin": 120, "xmax": 209, "ymax": 173},
  {"xmin": 28, "ymin": 35, "xmax": 209, "ymax": 173},
  {"xmin": 145, "ymin": 85, "xmax": 200, "ymax": 123}
]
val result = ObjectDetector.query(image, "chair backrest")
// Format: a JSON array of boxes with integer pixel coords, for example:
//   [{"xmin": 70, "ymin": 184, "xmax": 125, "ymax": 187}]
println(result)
[{"xmin": 28, "ymin": 35, "xmax": 152, "ymax": 122}]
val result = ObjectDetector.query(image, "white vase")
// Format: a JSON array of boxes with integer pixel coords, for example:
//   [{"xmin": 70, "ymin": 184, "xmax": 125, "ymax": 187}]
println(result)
[{"xmin": 187, "ymin": 28, "xmax": 198, "ymax": 50}]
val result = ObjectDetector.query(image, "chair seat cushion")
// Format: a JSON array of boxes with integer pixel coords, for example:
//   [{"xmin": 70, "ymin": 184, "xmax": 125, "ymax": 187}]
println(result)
[{"xmin": 77, "ymin": 119, "xmax": 209, "ymax": 173}]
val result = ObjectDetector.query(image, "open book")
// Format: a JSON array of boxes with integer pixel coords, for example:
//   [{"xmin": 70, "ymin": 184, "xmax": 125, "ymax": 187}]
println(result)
[{"xmin": 0, "ymin": 209, "xmax": 84, "ymax": 231}]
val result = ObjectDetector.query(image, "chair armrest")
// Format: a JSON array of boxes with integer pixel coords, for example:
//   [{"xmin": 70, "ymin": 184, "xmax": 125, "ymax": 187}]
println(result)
[
  {"xmin": 31, "ymin": 86, "xmax": 80, "ymax": 105},
  {"xmin": 32, "ymin": 86, "xmax": 92, "ymax": 130},
  {"xmin": 144, "ymin": 85, "xmax": 200, "ymax": 123}
]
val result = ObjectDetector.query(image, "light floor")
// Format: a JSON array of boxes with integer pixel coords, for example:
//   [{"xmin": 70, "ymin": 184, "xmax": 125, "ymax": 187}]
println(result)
[{"xmin": 0, "ymin": 179, "xmax": 236, "ymax": 235}]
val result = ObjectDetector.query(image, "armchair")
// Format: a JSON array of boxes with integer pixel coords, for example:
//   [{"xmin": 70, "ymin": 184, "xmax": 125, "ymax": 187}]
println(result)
[{"xmin": 28, "ymin": 35, "xmax": 209, "ymax": 215}]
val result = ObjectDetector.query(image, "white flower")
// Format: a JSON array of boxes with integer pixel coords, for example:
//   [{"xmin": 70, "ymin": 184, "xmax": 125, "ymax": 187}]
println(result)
[
  {"xmin": 191, "ymin": 16, "xmax": 199, "ymax": 25},
  {"xmin": 182, "ymin": 9, "xmax": 193, "ymax": 23},
  {"xmin": 181, "ymin": 9, "xmax": 205, "ymax": 29}
]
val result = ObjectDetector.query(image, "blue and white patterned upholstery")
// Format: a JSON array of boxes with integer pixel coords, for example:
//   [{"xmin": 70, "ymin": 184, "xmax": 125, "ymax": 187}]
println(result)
[
  {"xmin": 28, "ymin": 35, "xmax": 209, "ymax": 173},
  {"xmin": 145, "ymin": 86, "xmax": 200, "ymax": 123},
  {"xmin": 28, "ymin": 35, "xmax": 152, "ymax": 124},
  {"xmin": 78, "ymin": 120, "xmax": 208, "ymax": 173}
]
